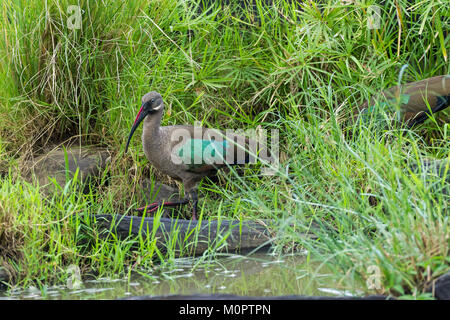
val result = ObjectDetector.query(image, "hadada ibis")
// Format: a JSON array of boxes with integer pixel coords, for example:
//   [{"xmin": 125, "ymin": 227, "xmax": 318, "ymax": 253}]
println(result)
[
  {"xmin": 357, "ymin": 75, "xmax": 450, "ymax": 126},
  {"xmin": 125, "ymin": 91, "xmax": 273, "ymax": 220}
]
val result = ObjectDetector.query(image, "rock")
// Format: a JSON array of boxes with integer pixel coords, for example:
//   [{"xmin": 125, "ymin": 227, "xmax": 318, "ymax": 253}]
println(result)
[
  {"xmin": 140, "ymin": 179, "xmax": 180, "ymax": 203},
  {"xmin": 409, "ymin": 159, "xmax": 450, "ymax": 195},
  {"xmin": 427, "ymin": 272, "xmax": 450, "ymax": 300},
  {"xmin": 24, "ymin": 146, "xmax": 110, "ymax": 195},
  {"xmin": 410, "ymin": 159, "xmax": 450, "ymax": 177},
  {"xmin": 0, "ymin": 267, "xmax": 10, "ymax": 284}
]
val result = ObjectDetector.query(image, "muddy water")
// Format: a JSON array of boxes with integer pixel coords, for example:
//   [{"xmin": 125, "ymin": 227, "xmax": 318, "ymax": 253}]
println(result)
[{"xmin": 0, "ymin": 253, "xmax": 363, "ymax": 300}]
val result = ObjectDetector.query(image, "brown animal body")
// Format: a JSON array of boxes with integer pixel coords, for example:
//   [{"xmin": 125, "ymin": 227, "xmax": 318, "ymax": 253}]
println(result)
[
  {"xmin": 126, "ymin": 92, "xmax": 273, "ymax": 219},
  {"xmin": 357, "ymin": 75, "xmax": 450, "ymax": 126}
]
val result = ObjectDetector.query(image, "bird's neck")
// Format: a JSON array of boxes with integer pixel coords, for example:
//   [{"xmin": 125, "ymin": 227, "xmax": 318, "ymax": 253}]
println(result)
[{"xmin": 143, "ymin": 112, "xmax": 162, "ymax": 140}]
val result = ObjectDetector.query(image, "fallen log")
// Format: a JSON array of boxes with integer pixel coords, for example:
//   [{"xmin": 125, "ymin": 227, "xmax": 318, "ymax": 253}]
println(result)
[{"xmin": 93, "ymin": 214, "xmax": 284, "ymax": 256}]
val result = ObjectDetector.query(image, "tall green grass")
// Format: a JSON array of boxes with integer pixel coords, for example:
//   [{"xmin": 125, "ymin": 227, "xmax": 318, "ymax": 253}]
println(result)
[{"xmin": 0, "ymin": 0, "xmax": 449, "ymax": 298}]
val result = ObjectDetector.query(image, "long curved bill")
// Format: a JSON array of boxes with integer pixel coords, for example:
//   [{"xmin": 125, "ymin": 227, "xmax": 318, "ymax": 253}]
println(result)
[{"xmin": 125, "ymin": 105, "xmax": 147, "ymax": 153}]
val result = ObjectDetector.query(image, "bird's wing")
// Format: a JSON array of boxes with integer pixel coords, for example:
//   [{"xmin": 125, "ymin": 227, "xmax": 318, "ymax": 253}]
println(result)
[
  {"xmin": 357, "ymin": 75, "xmax": 450, "ymax": 125},
  {"xmin": 167, "ymin": 126, "xmax": 273, "ymax": 173}
]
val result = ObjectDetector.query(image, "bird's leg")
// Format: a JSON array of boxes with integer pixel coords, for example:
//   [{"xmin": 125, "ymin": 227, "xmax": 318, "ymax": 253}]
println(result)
[
  {"xmin": 189, "ymin": 189, "xmax": 198, "ymax": 220},
  {"xmin": 135, "ymin": 199, "xmax": 189, "ymax": 214}
]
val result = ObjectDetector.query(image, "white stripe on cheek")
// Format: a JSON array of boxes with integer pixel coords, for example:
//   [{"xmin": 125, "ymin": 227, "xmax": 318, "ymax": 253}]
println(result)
[{"xmin": 153, "ymin": 103, "xmax": 163, "ymax": 110}]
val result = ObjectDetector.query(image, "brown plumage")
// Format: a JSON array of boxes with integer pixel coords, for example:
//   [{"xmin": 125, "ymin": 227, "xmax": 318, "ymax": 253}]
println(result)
[
  {"xmin": 125, "ymin": 91, "xmax": 274, "ymax": 219},
  {"xmin": 356, "ymin": 75, "xmax": 450, "ymax": 126}
]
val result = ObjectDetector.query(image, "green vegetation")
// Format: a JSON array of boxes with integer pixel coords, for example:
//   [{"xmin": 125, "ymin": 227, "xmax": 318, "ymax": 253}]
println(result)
[{"xmin": 0, "ymin": 0, "xmax": 448, "ymax": 298}]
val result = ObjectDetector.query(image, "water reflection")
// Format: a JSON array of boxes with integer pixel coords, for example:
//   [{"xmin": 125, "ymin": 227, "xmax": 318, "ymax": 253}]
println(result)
[{"xmin": 0, "ymin": 253, "xmax": 362, "ymax": 300}]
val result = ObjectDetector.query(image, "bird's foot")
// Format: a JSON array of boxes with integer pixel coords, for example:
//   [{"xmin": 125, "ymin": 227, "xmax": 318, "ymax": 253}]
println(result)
[
  {"xmin": 135, "ymin": 202, "xmax": 160, "ymax": 215},
  {"xmin": 135, "ymin": 199, "xmax": 189, "ymax": 215}
]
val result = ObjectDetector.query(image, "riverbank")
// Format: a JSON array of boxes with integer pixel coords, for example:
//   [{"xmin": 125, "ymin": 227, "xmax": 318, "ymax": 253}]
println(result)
[{"xmin": 0, "ymin": 0, "xmax": 448, "ymax": 299}]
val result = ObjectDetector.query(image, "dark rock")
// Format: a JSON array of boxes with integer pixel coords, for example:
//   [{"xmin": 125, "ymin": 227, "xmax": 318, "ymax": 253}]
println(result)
[
  {"xmin": 24, "ymin": 146, "xmax": 110, "ymax": 195},
  {"xmin": 427, "ymin": 272, "xmax": 450, "ymax": 300},
  {"xmin": 0, "ymin": 267, "xmax": 10, "ymax": 284},
  {"xmin": 409, "ymin": 159, "xmax": 450, "ymax": 195},
  {"xmin": 410, "ymin": 159, "xmax": 450, "ymax": 178},
  {"xmin": 139, "ymin": 179, "xmax": 180, "ymax": 203}
]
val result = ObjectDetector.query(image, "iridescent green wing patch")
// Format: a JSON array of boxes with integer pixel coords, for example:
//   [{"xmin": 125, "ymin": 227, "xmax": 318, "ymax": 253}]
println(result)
[
  {"xmin": 177, "ymin": 139, "xmax": 229, "ymax": 169},
  {"xmin": 367, "ymin": 93, "xmax": 411, "ymax": 113}
]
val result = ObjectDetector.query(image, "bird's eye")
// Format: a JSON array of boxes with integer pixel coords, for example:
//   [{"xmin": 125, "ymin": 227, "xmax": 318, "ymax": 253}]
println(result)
[{"xmin": 151, "ymin": 99, "xmax": 155, "ymax": 103}]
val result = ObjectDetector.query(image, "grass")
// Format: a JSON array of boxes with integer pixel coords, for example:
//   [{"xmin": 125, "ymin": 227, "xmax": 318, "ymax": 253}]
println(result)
[{"xmin": 0, "ymin": 0, "xmax": 449, "ymax": 298}]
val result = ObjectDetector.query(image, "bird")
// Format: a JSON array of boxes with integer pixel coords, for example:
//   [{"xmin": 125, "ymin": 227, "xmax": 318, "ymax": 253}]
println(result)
[
  {"xmin": 125, "ymin": 91, "xmax": 274, "ymax": 220},
  {"xmin": 357, "ymin": 75, "xmax": 450, "ymax": 127}
]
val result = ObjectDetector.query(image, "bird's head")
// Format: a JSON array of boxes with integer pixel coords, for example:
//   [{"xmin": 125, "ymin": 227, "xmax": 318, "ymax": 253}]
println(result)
[{"xmin": 125, "ymin": 91, "xmax": 164, "ymax": 153}]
